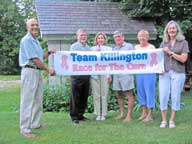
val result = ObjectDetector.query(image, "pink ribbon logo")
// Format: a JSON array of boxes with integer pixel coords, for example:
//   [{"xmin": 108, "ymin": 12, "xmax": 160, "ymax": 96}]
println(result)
[
  {"xmin": 61, "ymin": 55, "xmax": 69, "ymax": 70},
  {"xmin": 150, "ymin": 52, "xmax": 157, "ymax": 67}
]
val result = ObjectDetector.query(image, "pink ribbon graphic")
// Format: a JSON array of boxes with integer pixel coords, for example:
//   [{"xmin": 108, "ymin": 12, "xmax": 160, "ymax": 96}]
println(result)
[
  {"xmin": 150, "ymin": 52, "xmax": 157, "ymax": 67},
  {"xmin": 61, "ymin": 55, "xmax": 69, "ymax": 70}
]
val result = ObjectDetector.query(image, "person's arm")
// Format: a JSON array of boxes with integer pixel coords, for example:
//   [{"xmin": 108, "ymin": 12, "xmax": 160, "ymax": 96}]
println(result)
[
  {"xmin": 44, "ymin": 48, "xmax": 56, "ymax": 58},
  {"xmin": 107, "ymin": 75, "xmax": 112, "ymax": 83},
  {"xmin": 170, "ymin": 52, "xmax": 188, "ymax": 63},
  {"xmin": 163, "ymin": 47, "xmax": 188, "ymax": 63},
  {"xmin": 32, "ymin": 58, "xmax": 55, "ymax": 75}
]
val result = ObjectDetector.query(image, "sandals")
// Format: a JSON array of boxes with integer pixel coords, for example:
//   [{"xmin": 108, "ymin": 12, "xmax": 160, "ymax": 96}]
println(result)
[{"xmin": 142, "ymin": 117, "xmax": 153, "ymax": 122}]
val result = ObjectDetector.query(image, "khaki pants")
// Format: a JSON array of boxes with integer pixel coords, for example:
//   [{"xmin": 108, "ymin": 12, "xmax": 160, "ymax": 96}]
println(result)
[
  {"xmin": 20, "ymin": 68, "xmax": 43, "ymax": 134},
  {"xmin": 91, "ymin": 76, "xmax": 109, "ymax": 116}
]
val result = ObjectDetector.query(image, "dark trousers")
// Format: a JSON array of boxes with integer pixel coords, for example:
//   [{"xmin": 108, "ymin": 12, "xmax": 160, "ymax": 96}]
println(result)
[{"xmin": 70, "ymin": 75, "xmax": 90, "ymax": 120}]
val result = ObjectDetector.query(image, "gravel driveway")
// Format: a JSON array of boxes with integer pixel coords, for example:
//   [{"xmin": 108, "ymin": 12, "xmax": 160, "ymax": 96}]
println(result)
[{"xmin": 0, "ymin": 80, "xmax": 21, "ymax": 89}]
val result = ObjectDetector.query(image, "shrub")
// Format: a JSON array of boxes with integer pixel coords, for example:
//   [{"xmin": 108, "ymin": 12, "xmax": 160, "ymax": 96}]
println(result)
[
  {"xmin": 43, "ymin": 79, "xmax": 71, "ymax": 112},
  {"xmin": 43, "ymin": 78, "xmax": 162, "ymax": 113}
]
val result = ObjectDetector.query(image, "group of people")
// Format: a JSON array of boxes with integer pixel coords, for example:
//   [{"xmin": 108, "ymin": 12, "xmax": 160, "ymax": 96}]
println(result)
[{"xmin": 19, "ymin": 18, "xmax": 189, "ymax": 138}]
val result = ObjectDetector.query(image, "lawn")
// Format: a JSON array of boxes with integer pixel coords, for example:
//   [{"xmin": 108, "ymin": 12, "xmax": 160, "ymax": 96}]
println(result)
[
  {"xmin": 0, "ymin": 85, "xmax": 192, "ymax": 144},
  {"xmin": 0, "ymin": 75, "xmax": 20, "ymax": 80}
]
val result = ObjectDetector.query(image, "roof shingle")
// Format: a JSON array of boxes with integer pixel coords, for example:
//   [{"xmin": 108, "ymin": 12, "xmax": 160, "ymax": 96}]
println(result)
[{"xmin": 35, "ymin": 0, "xmax": 157, "ymax": 38}]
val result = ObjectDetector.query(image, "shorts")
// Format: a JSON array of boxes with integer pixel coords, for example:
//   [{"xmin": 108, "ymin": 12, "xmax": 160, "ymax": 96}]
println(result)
[{"xmin": 112, "ymin": 74, "xmax": 134, "ymax": 91}]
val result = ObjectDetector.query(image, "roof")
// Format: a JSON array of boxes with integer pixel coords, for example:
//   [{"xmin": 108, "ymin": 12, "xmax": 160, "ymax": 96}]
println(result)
[{"xmin": 35, "ymin": 0, "xmax": 157, "ymax": 40}]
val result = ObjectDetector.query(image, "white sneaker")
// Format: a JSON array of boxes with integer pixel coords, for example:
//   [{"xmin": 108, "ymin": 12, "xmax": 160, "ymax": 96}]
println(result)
[
  {"xmin": 96, "ymin": 116, "xmax": 101, "ymax": 121},
  {"xmin": 169, "ymin": 121, "xmax": 176, "ymax": 128},
  {"xmin": 100, "ymin": 116, "xmax": 106, "ymax": 121},
  {"xmin": 160, "ymin": 121, "xmax": 167, "ymax": 128}
]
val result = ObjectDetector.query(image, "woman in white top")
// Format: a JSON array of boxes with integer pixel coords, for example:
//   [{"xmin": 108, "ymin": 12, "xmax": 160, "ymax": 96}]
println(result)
[
  {"xmin": 135, "ymin": 30, "xmax": 156, "ymax": 122},
  {"xmin": 91, "ymin": 32, "xmax": 112, "ymax": 121}
]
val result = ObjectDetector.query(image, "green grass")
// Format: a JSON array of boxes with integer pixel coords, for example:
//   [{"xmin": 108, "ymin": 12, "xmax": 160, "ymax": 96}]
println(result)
[
  {"xmin": 0, "ymin": 86, "xmax": 192, "ymax": 144},
  {"xmin": 0, "ymin": 75, "xmax": 20, "ymax": 80}
]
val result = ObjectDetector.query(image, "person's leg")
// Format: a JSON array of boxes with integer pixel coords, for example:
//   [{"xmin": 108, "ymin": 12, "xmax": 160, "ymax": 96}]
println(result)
[
  {"xmin": 124, "ymin": 91, "xmax": 134, "ymax": 122},
  {"xmin": 31, "ymin": 72, "xmax": 43, "ymax": 128},
  {"xmin": 159, "ymin": 73, "xmax": 171, "ymax": 127},
  {"xmin": 169, "ymin": 110, "xmax": 176, "ymax": 122},
  {"xmin": 143, "ymin": 108, "xmax": 153, "ymax": 121},
  {"xmin": 136, "ymin": 74, "xmax": 147, "ymax": 120},
  {"xmin": 169, "ymin": 71, "xmax": 185, "ymax": 127},
  {"xmin": 159, "ymin": 73, "xmax": 170, "ymax": 120},
  {"xmin": 169, "ymin": 110, "xmax": 176, "ymax": 128},
  {"xmin": 70, "ymin": 77, "xmax": 81, "ymax": 122},
  {"xmin": 160, "ymin": 110, "xmax": 167, "ymax": 128},
  {"xmin": 101, "ymin": 76, "xmax": 109, "ymax": 120},
  {"xmin": 20, "ymin": 68, "xmax": 38, "ymax": 137},
  {"xmin": 78, "ymin": 76, "xmax": 90, "ymax": 120},
  {"xmin": 113, "ymin": 76, "xmax": 125, "ymax": 119},
  {"xmin": 91, "ymin": 78, "xmax": 101, "ymax": 119},
  {"xmin": 138, "ymin": 106, "xmax": 147, "ymax": 120},
  {"xmin": 115, "ymin": 91, "xmax": 125, "ymax": 119},
  {"xmin": 144, "ymin": 74, "xmax": 156, "ymax": 121}
]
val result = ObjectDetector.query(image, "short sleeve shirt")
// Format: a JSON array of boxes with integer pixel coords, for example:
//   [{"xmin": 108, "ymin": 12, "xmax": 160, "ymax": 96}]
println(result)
[
  {"xmin": 70, "ymin": 41, "xmax": 90, "ymax": 51},
  {"xmin": 19, "ymin": 33, "xmax": 43, "ymax": 67},
  {"xmin": 113, "ymin": 42, "xmax": 134, "ymax": 77},
  {"xmin": 160, "ymin": 40, "xmax": 189, "ymax": 73}
]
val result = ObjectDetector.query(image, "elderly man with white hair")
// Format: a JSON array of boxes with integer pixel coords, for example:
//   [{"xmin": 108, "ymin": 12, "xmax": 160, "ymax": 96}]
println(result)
[
  {"xmin": 112, "ymin": 31, "xmax": 135, "ymax": 122},
  {"xmin": 19, "ymin": 18, "xmax": 55, "ymax": 138}
]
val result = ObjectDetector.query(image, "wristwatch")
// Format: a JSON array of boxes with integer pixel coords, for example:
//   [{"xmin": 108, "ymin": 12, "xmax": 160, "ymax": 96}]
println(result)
[
  {"xmin": 170, "ymin": 51, "xmax": 174, "ymax": 56},
  {"xmin": 48, "ymin": 51, "xmax": 51, "ymax": 55}
]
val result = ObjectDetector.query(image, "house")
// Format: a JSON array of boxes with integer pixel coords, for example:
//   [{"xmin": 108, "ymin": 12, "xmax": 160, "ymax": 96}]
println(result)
[{"xmin": 35, "ymin": 0, "xmax": 157, "ymax": 85}]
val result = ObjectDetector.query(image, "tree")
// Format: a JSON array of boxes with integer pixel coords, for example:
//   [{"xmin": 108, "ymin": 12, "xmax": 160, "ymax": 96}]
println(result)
[
  {"xmin": 0, "ymin": 0, "xmax": 35, "ymax": 74},
  {"xmin": 0, "ymin": 0, "xmax": 24, "ymax": 74},
  {"xmin": 120, "ymin": 0, "xmax": 192, "ymax": 39}
]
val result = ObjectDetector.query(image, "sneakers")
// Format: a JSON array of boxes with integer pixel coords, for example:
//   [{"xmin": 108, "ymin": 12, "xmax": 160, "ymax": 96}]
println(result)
[
  {"xmin": 96, "ymin": 116, "xmax": 101, "ymax": 121},
  {"xmin": 96, "ymin": 115, "xmax": 106, "ymax": 121},
  {"xmin": 160, "ymin": 121, "xmax": 176, "ymax": 128},
  {"xmin": 160, "ymin": 121, "xmax": 167, "ymax": 128},
  {"xmin": 100, "ymin": 116, "xmax": 106, "ymax": 121},
  {"xmin": 169, "ymin": 121, "xmax": 176, "ymax": 128}
]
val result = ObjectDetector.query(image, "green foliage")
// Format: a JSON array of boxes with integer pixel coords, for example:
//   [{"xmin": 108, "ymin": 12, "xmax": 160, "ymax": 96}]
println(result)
[
  {"xmin": 43, "ymin": 80, "xmax": 147, "ymax": 113},
  {"xmin": 120, "ymin": 0, "xmax": 192, "ymax": 38},
  {"xmin": 0, "ymin": 75, "xmax": 20, "ymax": 80},
  {"xmin": 0, "ymin": 0, "xmax": 35, "ymax": 74},
  {"xmin": 1, "ymin": 86, "xmax": 192, "ymax": 144},
  {"xmin": 43, "ymin": 79, "xmax": 71, "ymax": 112},
  {"xmin": 15, "ymin": 0, "xmax": 35, "ymax": 18},
  {"xmin": 87, "ymin": 95, "xmax": 94, "ymax": 112},
  {"xmin": 0, "ymin": 0, "xmax": 24, "ymax": 74},
  {"xmin": 43, "ymin": 79, "xmax": 120, "ymax": 113}
]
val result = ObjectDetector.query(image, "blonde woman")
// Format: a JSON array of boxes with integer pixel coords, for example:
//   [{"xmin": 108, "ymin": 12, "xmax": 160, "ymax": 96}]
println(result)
[
  {"xmin": 135, "ymin": 30, "xmax": 156, "ymax": 122},
  {"xmin": 91, "ymin": 32, "xmax": 112, "ymax": 121},
  {"xmin": 159, "ymin": 20, "xmax": 189, "ymax": 128}
]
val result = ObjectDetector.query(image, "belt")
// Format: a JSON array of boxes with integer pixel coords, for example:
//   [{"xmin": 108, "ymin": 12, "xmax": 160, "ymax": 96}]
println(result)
[{"xmin": 23, "ymin": 65, "xmax": 41, "ymax": 70}]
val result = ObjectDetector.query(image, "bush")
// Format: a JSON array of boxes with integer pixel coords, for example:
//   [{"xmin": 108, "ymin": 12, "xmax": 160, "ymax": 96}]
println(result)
[
  {"xmin": 43, "ymin": 79, "xmax": 71, "ymax": 112},
  {"xmin": 43, "ymin": 80, "xmax": 121, "ymax": 113},
  {"xmin": 43, "ymin": 78, "xmax": 162, "ymax": 113}
]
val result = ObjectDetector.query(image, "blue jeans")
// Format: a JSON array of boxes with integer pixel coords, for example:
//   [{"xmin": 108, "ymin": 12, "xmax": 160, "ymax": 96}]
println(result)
[{"xmin": 159, "ymin": 70, "xmax": 185, "ymax": 111}]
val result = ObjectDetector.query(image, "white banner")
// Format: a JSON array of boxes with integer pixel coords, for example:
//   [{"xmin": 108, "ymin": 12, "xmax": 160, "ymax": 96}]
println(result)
[{"xmin": 54, "ymin": 49, "xmax": 164, "ymax": 75}]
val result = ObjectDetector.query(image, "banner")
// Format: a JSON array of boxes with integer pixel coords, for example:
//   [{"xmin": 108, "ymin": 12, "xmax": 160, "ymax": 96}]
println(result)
[{"xmin": 54, "ymin": 49, "xmax": 164, "ymax": 75}]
